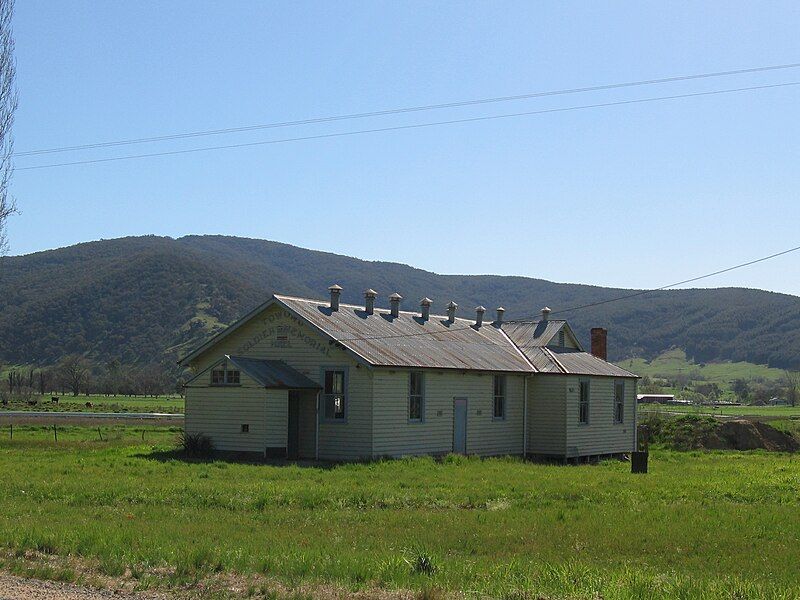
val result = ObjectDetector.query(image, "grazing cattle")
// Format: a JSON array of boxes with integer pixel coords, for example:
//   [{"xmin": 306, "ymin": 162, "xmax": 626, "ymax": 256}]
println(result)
[
  {"xmin": 27, "ymin": 399, "xmax": 38, "ymax": 406},
  {"xmin": 51, "ymin": 397, "xmax": 59, "ymax": 404},
  {"xmin": 85, "ymin": 401, "xmax": 93, "ymax": 408}
]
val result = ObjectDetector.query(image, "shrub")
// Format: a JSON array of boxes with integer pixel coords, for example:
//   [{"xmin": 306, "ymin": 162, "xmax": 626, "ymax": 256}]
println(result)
[{"xmin": 178, "ymin": 431, "xmax": 214, "ymax": 458}]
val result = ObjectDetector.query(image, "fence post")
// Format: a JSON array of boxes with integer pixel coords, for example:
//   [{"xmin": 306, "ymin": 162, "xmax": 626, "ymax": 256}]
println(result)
[
  {"xmin": 141, "ymin": 428, "xmax": 145, "ymax": 441},
  {"xmin": 53, "ymin": 423, "xmax": 57, "ymax": 443},
  {"xmin": 9, "ymin": 424, "xmax": 11, "ymax": 440},
  {"xmin": 98, "ymin": 427, "xmax": 103, "ymax": 442}
]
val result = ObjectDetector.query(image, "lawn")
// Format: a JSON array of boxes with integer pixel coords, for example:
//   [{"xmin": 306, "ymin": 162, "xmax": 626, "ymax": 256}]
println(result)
[
  {"xmin": 638, "ymin": 402, "xmax": 800, "ymax": 418},
  {"xmin": 1, "ymin": 429, "xmax": 799, "ymax": 598},
  {"xmin": 0, "ymin": 393, "xmax": 184, "ymax": 414}
]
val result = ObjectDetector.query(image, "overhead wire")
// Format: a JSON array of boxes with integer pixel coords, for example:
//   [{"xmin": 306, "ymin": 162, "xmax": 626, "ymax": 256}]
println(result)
[
  {"xmin": 17, "ymin": 80, "xmax": 800, "ymax": 171},
  {"xmin": 15, "ymin": 61, "xmax": 800, "ymax": 158}
]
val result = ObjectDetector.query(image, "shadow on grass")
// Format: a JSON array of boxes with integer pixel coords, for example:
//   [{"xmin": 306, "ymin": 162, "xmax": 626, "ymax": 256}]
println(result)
[{"xmin": 133, "ymin": 447, "xmax": 336, "ymax": 468}]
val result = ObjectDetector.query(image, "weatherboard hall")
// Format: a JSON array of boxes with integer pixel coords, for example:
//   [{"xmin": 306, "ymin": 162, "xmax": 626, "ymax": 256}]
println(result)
[{"xmin": 180, "ymin": 285, "xmax": 638, "ymax": 461}]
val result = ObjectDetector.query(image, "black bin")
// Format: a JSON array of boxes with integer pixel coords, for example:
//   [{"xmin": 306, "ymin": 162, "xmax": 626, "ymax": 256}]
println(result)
[{"xmin": 631, "ymin": 451, "xmax": 648, "ymax": 474}]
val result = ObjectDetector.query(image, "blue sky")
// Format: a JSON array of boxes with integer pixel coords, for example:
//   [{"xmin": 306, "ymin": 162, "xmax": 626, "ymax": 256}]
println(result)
[{"xmin": 8, "ymin": 1, "xmax": 800, "ymax": 295}]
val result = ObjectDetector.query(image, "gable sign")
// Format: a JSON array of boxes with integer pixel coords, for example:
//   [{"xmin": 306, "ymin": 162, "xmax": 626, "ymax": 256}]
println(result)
[{"xmin": 235, "ymin": 309, "xmax": 332, "ymax": 357}]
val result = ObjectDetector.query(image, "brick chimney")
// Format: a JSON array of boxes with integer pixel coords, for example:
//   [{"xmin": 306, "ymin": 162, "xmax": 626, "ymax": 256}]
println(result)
[{"xmin": 591, "ymin": 327, "xmax": 607, "ymax": 361}]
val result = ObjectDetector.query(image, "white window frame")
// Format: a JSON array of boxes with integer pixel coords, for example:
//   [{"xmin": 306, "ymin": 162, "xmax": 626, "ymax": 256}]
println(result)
[
  {"xmin": 321, "ymin": 368, "xmax": 348, "ymax": 423},
  {"xmin": 578, "ymin": 379, "xmax": 590, "ymax": 424},
  {"xmin": 493, "ymin": 375, "xmax": 506, "ymax": 420},
  {"xmin": 614, "ymin": 380, "xmax": 625, "ymax": 424},
  {"xmin": 408, "ymin": 371, "xmax": 424, "ymax": 423}
]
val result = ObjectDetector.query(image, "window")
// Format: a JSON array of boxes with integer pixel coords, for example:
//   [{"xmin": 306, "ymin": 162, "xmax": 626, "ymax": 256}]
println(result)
[
  {"xmin": 558, "ymin": 330, "xmax": 565, "ymax": 347},
  {"xmin": 323, "ymin": 369, "xmax": 346, "ymax": 420},
  {"xmin": 408, "ymin": 371, "xmax": 424, "ymax": 422},
  {"xmin": 614, "ymin": 380, "xmax": 625, "ymax": 423},
  {"xmin": 211, "ymin": 364, "xmax": 240, "ymax": 385},
  {"xmin": 579, "ymin": 380, "xmax": 590, "ymax": 424},
  {"xmin": 241, "ymin": 424, "xmax": 249, "ymax": 433},
  {"xmin": 493, "ymin": 375, "xmax": 506, "ymax": 419}
]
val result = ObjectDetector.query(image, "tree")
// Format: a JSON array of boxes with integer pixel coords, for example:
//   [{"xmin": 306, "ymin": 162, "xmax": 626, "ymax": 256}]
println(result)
[
  {"xmin": 786, "ymin": 370, "xmax": 800, "ymax": 407},
  {"xmin": 0, "ymin": 0, "xmax": 16, "ymax": 256},
  {"xmin": 731, "ymin": 378, "xmax": 751, "ymax": 403},
  {"xmin": 57, "ymin": 355, "xmax": 91, "ymax": 396}
]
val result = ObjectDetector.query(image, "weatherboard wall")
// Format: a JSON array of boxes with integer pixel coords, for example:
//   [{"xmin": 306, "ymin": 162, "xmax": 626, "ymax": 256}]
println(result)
[
  {"xmin": 188, "ymin": 302, "xmax": 373, "ymax": 461},
  {"xmin": 526, "ymin": 375, "xmax": 567, "ymax": 456},
  {"xmin": 185, "ymin": 370, "xmax": 271, "ymax": 453},
  {"xmin": 564, "ymin": 376, "xmax": 637, "ymax": 457},
  {"xmin": 372, "ymin": 369, "xmax": 526, "ymax": 457}
]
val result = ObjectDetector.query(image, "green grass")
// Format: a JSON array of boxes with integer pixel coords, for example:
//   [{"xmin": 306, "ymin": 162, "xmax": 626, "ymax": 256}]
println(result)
[
  {"xmin": 639, "ymin": 402, "xmax": 800, "ymax": 418},
  {"xmin": 1, "ymin": 393, "xmax": 184, "ymax": 414},
  {"xmin": 618, "ymin": 348, "xmax": 785, "ymax": 391},
  {"xmin": 0, "ymin": 430, "xmax": 799, "ymax": 598}
]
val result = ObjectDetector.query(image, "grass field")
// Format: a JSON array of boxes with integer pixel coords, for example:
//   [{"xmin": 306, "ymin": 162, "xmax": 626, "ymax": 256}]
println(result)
[
  {"xmin": 1, "ymin": 428, "xmax": 799, "ymax": 598},
  {"xmin": 0, "ymin": 394, "xmax": 184, "ymax": 414},
  {"xmin": 638, "ymin": 402, "xmax": 800, "ymax": 418}
]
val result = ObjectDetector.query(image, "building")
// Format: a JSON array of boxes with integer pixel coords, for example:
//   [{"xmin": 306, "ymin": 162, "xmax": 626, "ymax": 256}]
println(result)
[
  {"xmin": 636, "ymin": 393, "xmax": 679, "ymax": 404},
  {"xmin": 179, "ymin": 286, "xmax": 638, "ymax": 461}
]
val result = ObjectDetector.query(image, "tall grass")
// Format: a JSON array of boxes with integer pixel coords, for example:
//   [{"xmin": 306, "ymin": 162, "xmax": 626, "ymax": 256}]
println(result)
[{"xmin": 0, "ymin": 432, "xmax": 798, "ymax": 597}]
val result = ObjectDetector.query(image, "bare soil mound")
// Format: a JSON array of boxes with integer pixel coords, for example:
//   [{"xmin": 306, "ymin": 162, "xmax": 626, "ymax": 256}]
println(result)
[
  {"xmin": 704, "ymin": 419, "xmax": 800, "ymax": 452},
  {"xmin": 642, "ymin": 414, "xmax": 799, "ymax": 451}
]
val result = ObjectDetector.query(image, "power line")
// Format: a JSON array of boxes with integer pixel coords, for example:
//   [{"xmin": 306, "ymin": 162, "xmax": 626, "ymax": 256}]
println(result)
[
  {"xmin": 15, "ymin": 61, "xmax": 800, "ymax": 157},
  {"xmin": 509, "ymin": 243, "xmax": 800, "ymax": 322},
  {"xmin": 299, "ymin": 242, "xmax": 800, "ymax": 344},
  {"xmin": 17, "ymin": 80, "xmax": 800, "ymax": 172}
]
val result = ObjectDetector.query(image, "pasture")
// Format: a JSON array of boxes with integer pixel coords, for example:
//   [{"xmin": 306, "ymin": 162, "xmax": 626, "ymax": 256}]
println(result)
[
  {"xmin": 0, "ymin": 428, "xmax": 799, "ymax": 598},
  {"xmin": 638, "ymin": 402, "xmax": 800, "ymax": 418},
  {"xmin": 0, "ymin": 393, "xmax": 184, "ymax": 414}
]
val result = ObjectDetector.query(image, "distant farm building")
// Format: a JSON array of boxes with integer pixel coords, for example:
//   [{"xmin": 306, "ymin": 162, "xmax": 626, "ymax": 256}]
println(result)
[
  {"xmin": 637, "ymin": 393, "xmax": 680, "ymax": 404},
  {"xmin": 180, "ymin": 286, "xmax": 639, "ymax": 461}
]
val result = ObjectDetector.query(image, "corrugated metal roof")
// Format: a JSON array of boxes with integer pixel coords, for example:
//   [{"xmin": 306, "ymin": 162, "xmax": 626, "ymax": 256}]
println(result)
[
  {"xmin": 226, "ymin": 355, "xmax": 321, "ymax": 389},
  {"xmin": 275, "ymin": 295, "xmax": 533, "ymax": 372},
  {"xmin": 501, "ymin": 320, "xmax": 577, "ymax": 349},
  {"xmin": 533, "ymin": 347, "xmax": 637, "ymax": 377}
]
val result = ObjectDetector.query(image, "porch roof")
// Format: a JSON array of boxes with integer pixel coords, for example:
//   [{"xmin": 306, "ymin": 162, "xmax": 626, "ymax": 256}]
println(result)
[{"xmin": 226, "ymin": 355, "xmax": 321, "ymax": 390}]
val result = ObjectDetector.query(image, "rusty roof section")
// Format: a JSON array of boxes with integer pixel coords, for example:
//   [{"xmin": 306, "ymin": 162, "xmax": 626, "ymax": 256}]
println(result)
[
  {"xmin": 522, "ymin": 347, "xmax": 637, "ymax": 377},
  {"xmin": 275, "ymin": 294, "xmax": 533, "ymax": 372},
  {"xmin": 500, "ymin": 320, "xmax": 581, "ymax": 350}
]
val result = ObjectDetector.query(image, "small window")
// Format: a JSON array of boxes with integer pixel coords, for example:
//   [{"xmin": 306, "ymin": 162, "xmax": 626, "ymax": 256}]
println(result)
[
  {"xmin": 579, "ymin": 380, "xmax": 590, "ymax": 424},
  {"xmin": 558, "ymin": 330, "xmax": 565, "ymax": 347},
  {"xmin": 211, "ymin": 369, "xmax": 225, "ymax": 385},
  {"xmin": 323, "ymin": 370, "xmax": 346, "ymax": 420},
  {"xmin": 493, "ymin": 375, "xmax": 506, "ymax": 419},
  {"xmin": 614, "ymin": 380, "xmax": 625, "ymax": 423},
  {"xmin": 409, "ymin": 371, "xmax": 424, "ymax": 422},
  {"xmin": 241, "ymin": 424, "xmax": 249, "ymax": 433},
  {"xmin": 211, "ymin": 365, "xmax": 240, "ymax": 386}
]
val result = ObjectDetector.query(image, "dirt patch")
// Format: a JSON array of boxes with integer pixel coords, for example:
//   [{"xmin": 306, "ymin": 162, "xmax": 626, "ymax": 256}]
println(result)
[
  {"xmin": 0, "ymin": 572, "xmax": 163, "ymax": 599},
  {"xmin": 705, "ymin": 420, "xmax": 800, "ymax": 452},
  {"xmin": 641, "ymin": 414, "xmax": 799, "ymax": 451}
]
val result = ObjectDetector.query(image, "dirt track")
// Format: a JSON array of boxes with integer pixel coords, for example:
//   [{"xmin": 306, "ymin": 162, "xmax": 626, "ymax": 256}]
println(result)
[{"xmin": 0, "ymin": 573, "xmax": 165, "ymax": 599}]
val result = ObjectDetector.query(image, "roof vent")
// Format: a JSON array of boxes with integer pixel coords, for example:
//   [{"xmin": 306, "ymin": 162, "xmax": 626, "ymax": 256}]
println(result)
[
  {"xmin": 446, "ymin": 301, "xmax": 458, "ymax": 323},
  {"xmin": 474, "ymin": 305, "xmax": 486, "ymax": 328},
  {"xmin": 328, "ymin": 284, "xmax": 342, "ymax": 311},
  {"xmin": 389, "ymin": 292, "xmax": 403, "ymax": 318},
  {"xmin": 495, "ymin": 306, "xmax": 505, "ymax": 324},
  {"xmin": 364, "ymin": 288, "xmax": 377, "ymax": 315},
  {"xmin": 420, "ymin": 297, "xmax": 432, "ymax": 321},
  {"xmin": 541, "ymin": 306, "xmax": 551, "ymax": 322}
]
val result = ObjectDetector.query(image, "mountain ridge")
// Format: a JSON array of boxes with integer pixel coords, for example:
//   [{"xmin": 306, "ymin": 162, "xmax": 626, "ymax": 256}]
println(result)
[{"xmin": 1, "ymin": 234, "xmax": 798, "ymax": 370}]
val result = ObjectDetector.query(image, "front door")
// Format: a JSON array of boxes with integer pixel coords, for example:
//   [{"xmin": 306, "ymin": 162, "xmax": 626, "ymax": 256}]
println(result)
[
  {"xmin": 287, "ymin": 391, "xmax": 300, "ymax": 459},
  {"xmin": 453, "ymin": 397, "xmax": 467, "ymax": 454}
]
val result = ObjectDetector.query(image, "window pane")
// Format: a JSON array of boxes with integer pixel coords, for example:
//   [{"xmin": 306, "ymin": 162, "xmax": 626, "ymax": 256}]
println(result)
[
  {"xmin": 410, "ymin": 372, "xmax": 423, "ymax": 396},
  {"xmin": 211, "ymin": 370, "xmax": 225, "ymax": 384},
  {"xmin": 227, "ymin": 370, "xmax": 240, "ymax": 384},
  {"xmin": 409, "ymin": 396, "xmax": 422, "ymax": 420},
  {"xmin": 493, "ymin": 396, "xmax": 504, "ymax": 418}
]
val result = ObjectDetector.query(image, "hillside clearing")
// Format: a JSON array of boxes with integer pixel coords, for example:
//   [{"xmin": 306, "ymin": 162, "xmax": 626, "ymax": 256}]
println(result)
[{"xmin": 1, "ymin": 429, "xmax": 799, "ymax": 598}]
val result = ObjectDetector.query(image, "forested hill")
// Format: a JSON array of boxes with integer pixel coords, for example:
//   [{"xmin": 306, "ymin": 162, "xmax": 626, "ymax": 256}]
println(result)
[{"xmin": 1, "ymin": 235, "xmax": 799, "ymax": 369}]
